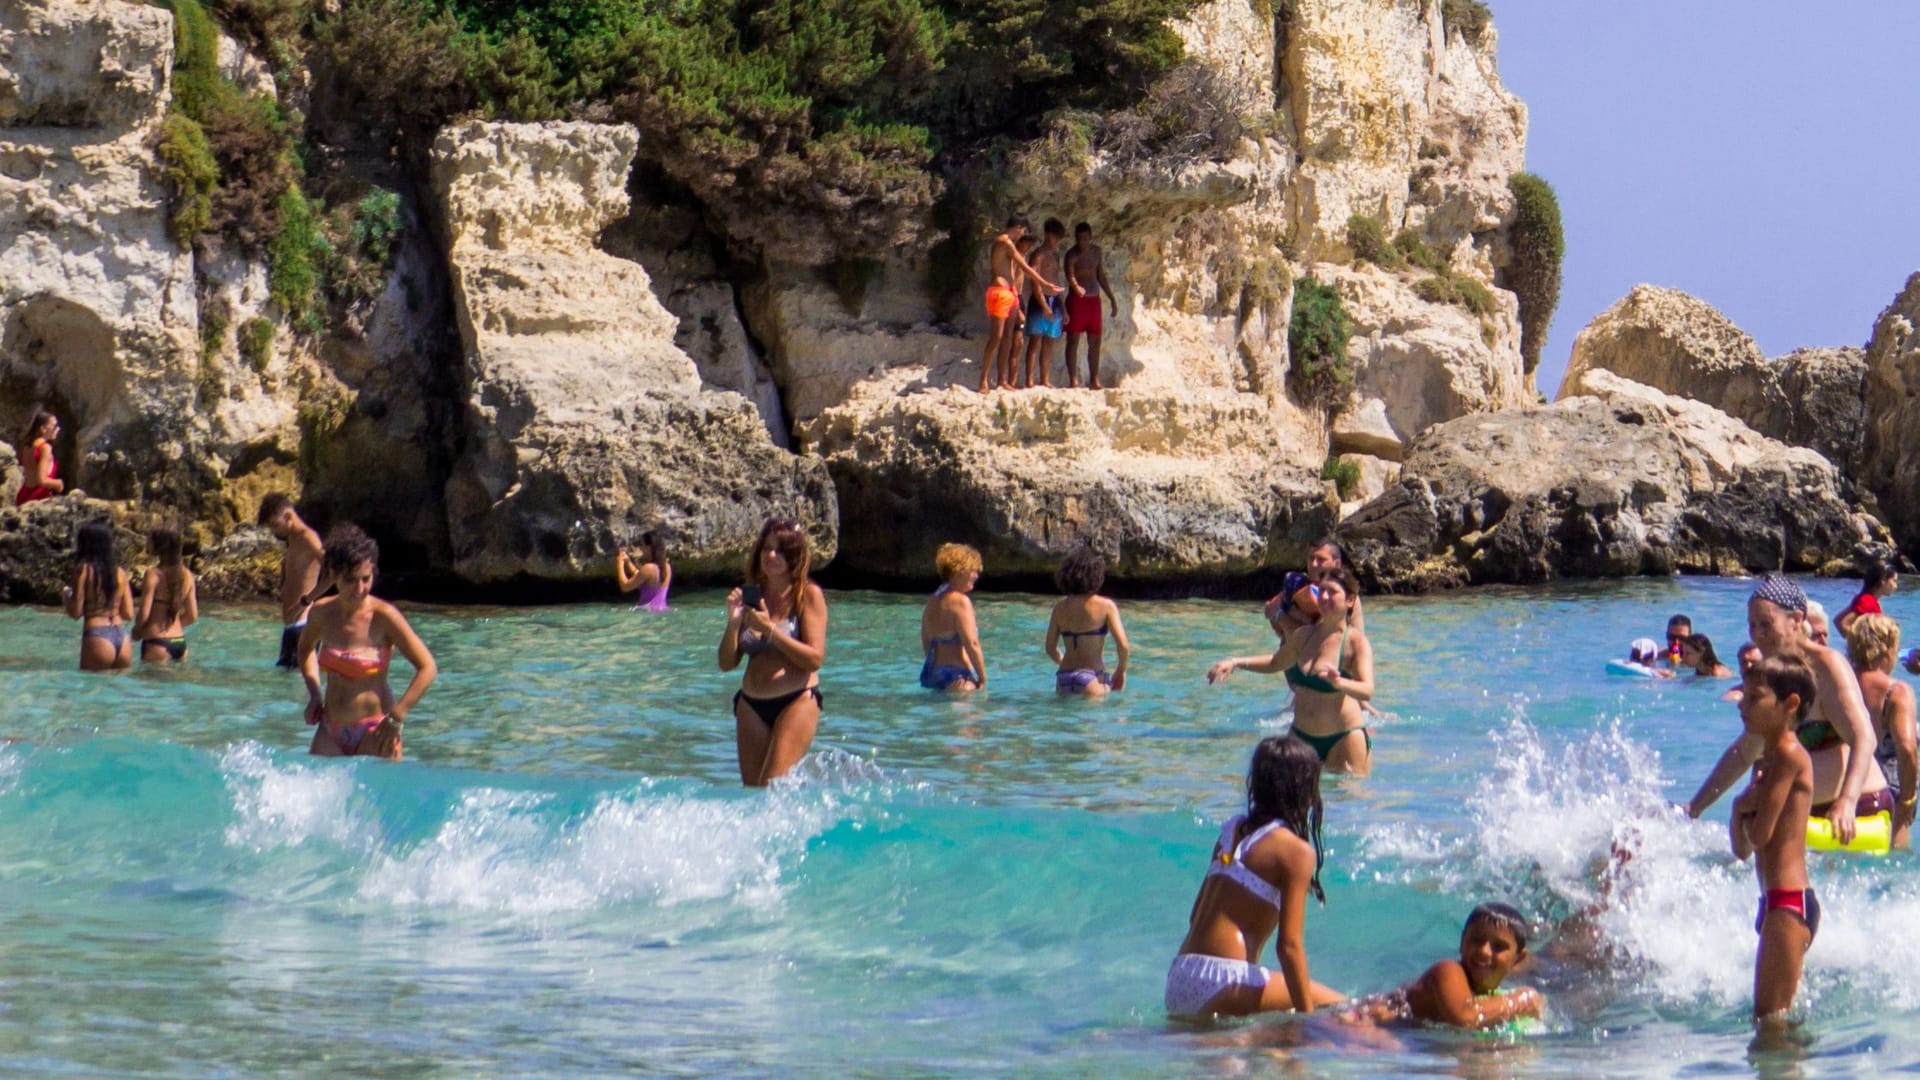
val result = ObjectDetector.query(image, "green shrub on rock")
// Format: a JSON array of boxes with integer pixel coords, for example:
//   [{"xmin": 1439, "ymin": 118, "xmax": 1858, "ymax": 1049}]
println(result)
[
  {"xmin": 268, "ymin": 187, "xmax": 329, "ymax": 331},
  {"xmin": 1392, "ymin": 229, "xmax": 1446, "ymax": 273},
  {"xmin": 1507, "ymin": 172, "xmax": 1564, "ymax": 374},
  {"xmin": 239, "ymin": 316, "xmax": 275, "ymax": 371},
  {"xmin": 1288, "ymin": 276, "xmax": 1354, "ymax": 409},
  {"xmin": 1442, "ymin": 0, "xmax": 1492, "ymax": 46},
  {"xmin": 157, "ymin": 113, "xmax": 218, "ymax": 245},
  {"xmin": 1347, "ymin": 213, "xmax": 1402, "ymax": 270},
  {"xmin": 1321, "ymin": 455, "xmax": 1360, "ymax": 500}
]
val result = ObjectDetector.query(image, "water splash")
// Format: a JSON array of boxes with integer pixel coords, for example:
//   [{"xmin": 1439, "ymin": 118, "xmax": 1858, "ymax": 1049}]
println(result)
[{"xmin": 221, "ymin": 741, "xmax": 364, "ymax": 849}]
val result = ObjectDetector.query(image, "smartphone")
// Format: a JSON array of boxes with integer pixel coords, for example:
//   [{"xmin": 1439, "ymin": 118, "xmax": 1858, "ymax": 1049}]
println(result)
[{"xmin": 740, "ymin": 584, "xmax": 764, "ymax": 611}]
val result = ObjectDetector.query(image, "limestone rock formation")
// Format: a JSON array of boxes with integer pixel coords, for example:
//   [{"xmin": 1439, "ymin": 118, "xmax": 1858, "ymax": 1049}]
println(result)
[
  {"xmin": 0, "ymin": 0, "xmax": 199, "ymax": 500},
  {"xmin": 802, "ymin": 386, "xmax": 1335, "ymax": 581},
  {"xmin": 431, "ymin": 121, "xmax": 836, "ymax": 582},
  {"xmin": 1341, "ymin": 370, "xmax": 1880, "ymax": 591},
  {"xmin": 0, "ymin": 496, "xmax": 146, "ymax": 605},
  {"xmin": 1559, "ymin": 286, "xmax": 1868, "ymax": 469},
  {"xmin": 1859, "ymin": 271, "xmax": 1920, "ymax": 553},
  {"xmin": 1317, "ymin": 263, "xmax": 1527, "ymax": 461}
]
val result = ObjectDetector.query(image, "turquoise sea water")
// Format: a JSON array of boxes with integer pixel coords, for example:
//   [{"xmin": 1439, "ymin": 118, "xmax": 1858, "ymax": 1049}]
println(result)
[{"xmin": 1, "ymin": 577, "xmax": 1917, "ymax": 1076}]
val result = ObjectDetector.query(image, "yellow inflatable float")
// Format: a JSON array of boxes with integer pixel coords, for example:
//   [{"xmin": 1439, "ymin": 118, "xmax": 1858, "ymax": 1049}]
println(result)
[{"xmin": 1806, "ymin": 811, "xmax": 1893, "ymax": 855}]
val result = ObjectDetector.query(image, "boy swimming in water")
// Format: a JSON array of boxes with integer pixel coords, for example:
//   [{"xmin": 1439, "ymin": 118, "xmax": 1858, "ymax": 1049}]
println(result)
[
  {"xmin": 1731, "ymin": 654, "xmax": 1817, "ymax": 1030},
  {"xmin": 1343, "ymin": 903, "xmax": 1545, "ymax": 1030}
]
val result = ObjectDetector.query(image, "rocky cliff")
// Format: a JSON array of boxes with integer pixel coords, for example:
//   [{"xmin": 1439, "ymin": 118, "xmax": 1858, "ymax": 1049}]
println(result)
[
  {"xmin": 431, "ymin": 121, "xmax": 835, "ymax": 582},
  {"xmin": 1559, "ymin": 285, "xmax": 1867, "ymax": 470},
  {"xmin": 3, "ymin": 0, "xmax": 1561, "ymax": 595},
  {"xmin": 1859, "ymin": 272, "xmax": 1920, "ymax": 552}
]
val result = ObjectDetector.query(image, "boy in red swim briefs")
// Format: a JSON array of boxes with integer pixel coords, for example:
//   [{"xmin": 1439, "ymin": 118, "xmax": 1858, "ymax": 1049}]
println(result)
[
  {"xmin": 1062, "ymin": 221, "xmax": 1118, "ymax": 389},
  {"xmin": 1730, "ymin": 654, "xmax": 1817, "ymax": 1031}
]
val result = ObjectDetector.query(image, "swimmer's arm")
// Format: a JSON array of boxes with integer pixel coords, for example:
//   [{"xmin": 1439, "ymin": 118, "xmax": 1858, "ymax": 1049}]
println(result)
[
  {"xmin": 767, "ymin": 584, "xmax": 827, "ymax": 672},
  {"xmin": 1331, "ymin": 633, "xmax": 1374, "ymax": 702},
  {"xmin": 63, "ymin": 566, "xmax": 86, "ymax": 619},
  {"xmin": 1741, "ymin": 755, "xmax": 1800, "ymax": 853},
  {"xmin": 958, "ymin": 597, "xmax": 986, "ymax": 686},
  {"xmin": 115, "ymin": 569, "xmax": 134, "ymax": 621},
  {"xmin": 1007, "ymin": 245, "xmax": 1062, "ymax": 294},
  {"xmin": 297, "ymin": 618, "xmax": 326, "ymax": 724},
  {"xmin": 378, "ymin": 603, "xmax": 438, "ymax": 724},
  {"xmin": 1274, "ymin": 842, "xmax": 1316, "ymax": 1013},
  {"xmin": 718, "ymin": 588, "xmax": 746, "ymax": 671},
  {"xmin": 1894, "ymin": 685, "xmax": 1918, "ymax": 826},
  {"xmin": 1823, "ymin": 650, "xmax": 1877, "ymax": 834},
  {"xmin": 1044, "ymin": 611, "xmax": 1064, "ymax": 666},
  {"xmin": 1406, "ymin": 962, "xmax": 1477, "ymax": 1027},
  {"xmin": 181, "ymin": 571, "xmax": 199, "ymax": 628},
  {"xmin": 1107, "ymin": 601, "xmax": 1130, "ymax": 689},
  {"xmin": 1687, "ymin": 732, "xmax": 1764, "ymax": 818},
  {"xmin": 1096, "ymin": 254, "xmax": 1116, "ymax": 313},
  {"xmin": 137, "ymin": 568, "xmax": 161, "ymax": 628},
  {"xmin": 614, "ymin": 550, "xmax": 642, "ymax": 592},
  {"xmin": 1729, "ymin": 787, "xmax": 1755, "ymax": 860},
  {"xmin": 1350, "ymin": 595, "xmax": 1365, "ymax": 634}
]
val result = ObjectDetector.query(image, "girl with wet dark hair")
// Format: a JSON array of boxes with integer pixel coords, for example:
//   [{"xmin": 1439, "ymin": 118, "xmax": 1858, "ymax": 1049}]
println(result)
[
  {"xmin": 1165, "ymin": 734, "xmax": 1344, "ymax": 1018},
  {"xmin": 134, "ymin": 526, "xmax": 198, "ymax": 663},
  {"xmin": 62, "ymin": 519, "xmax": 133, "ymax": 670},
  {"xmin": 719, "ymin": 518, "xmax": 828, "ymax": 785},
  {"xmin": 616, "ymin": 529, "xmax": 672, "ymax": 612},
  {"xmin": 1044, "ymin": 544, "xmax": 1130, "ymax": 697},
  {"xmin": 295, "ymin": 525, "xmax": 436, "ymax": 760},
  {"xmin": 1679, "ymin": 633, "xmax": 1733, "ymax": 678},
  {"xmin": 1835, "ymin": 561, "xmax": 1898, "ymax": 637}
]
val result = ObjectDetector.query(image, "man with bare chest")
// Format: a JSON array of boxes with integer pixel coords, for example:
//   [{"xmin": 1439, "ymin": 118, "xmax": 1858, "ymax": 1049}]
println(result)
[
  {"xmin": 1062, "ymin": 222, "xmax": 1119, "ymax": 389},
  {"xmin": 979, "ymin": 216, "xmax": 1061, "ymax": 391}
]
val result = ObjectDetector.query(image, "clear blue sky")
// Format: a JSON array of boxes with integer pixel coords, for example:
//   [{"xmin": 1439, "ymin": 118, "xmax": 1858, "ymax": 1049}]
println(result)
[{"xmin": 1491, "ymin": 3, "xmax": 1920, "ymax": 397}]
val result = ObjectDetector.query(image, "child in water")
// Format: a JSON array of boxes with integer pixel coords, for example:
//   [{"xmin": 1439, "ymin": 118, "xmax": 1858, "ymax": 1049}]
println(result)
[
  {"xmin": 1342, "ymin": 903, "xmax": 1545, "ymax": 1030},
  {"xmin": 1731, "ymin": 654, "xmax": 1818, "ymax": 1029}
]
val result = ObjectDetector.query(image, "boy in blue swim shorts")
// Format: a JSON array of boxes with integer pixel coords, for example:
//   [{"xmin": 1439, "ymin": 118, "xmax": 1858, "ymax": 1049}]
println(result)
[{"xmin": 1021, "ymin": 219, "xmax": 1068, "ymax": 388}]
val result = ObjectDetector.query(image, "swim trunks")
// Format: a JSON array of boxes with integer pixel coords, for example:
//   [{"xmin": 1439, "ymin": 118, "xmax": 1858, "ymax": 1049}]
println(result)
[
  {"xmin": 1811, "ymin": 787, "xmax": 1896, "ymax": 820},
  {"xmin": 1755, "ymin": 888, "xmax": 1820, "ymax": 940},
  {"xmin": 1026, "ymin": 296, "xmax": 1063, "ymax": 339},
  {"xmin": 277, "ymin": 621, "xmax": 306, "ymax": 668},
  {"xmin": 1066, "ymin": 294, "xmax": 1103, "ymax": 335},
  {"xmin": 985, "ymin": 284, "xmax": 1019, "ymax": 321}
]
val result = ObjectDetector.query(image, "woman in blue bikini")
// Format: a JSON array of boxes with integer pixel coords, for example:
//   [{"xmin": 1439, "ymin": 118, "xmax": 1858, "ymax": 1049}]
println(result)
[
  {"xmin": 62, "ymin": 520, "xmax": 133, "ymax": 671},
  {"xmin": 1209, "ymin": 567, "xmax": 1375, "ymax": 774},
  {"xmin": 921, "ymin": 543, "xmax": 986, "ymax": 692},
  {"xmin": 719, "ymin": 519, "xmax": 827, "ymax": 785},
  {"xmin": 1045, "ymin": 545, "xmax": 1129, "ymax": 698}
]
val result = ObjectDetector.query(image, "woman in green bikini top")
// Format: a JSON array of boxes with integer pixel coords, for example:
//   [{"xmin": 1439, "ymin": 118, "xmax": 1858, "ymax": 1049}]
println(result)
[{"xmin": 1209, "ymin": 567, "xmax": 1376, "ymax": 775}]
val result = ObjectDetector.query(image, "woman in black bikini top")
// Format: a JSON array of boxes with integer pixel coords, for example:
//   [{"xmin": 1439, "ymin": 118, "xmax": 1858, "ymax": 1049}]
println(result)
[{"xmin": 719, "ymin": 518, "xmax": 828, "ymax": 787}]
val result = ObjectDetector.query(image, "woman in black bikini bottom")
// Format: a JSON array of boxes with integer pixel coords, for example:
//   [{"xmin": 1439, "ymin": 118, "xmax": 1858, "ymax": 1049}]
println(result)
[{"xmin": 719, "ymin": 519, "xmax": 829, "ymax": 786}]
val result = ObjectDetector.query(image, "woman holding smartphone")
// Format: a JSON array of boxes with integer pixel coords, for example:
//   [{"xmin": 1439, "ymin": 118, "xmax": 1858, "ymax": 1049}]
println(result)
[{"xmin": 718, "ymin": 518, "xmax": 828, "ymax": 786}]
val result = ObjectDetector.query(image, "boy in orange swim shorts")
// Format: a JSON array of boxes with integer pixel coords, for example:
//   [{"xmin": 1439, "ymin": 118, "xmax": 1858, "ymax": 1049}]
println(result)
[{"xmin": 979, "ymin": 216, "xmax": 1062, "ymax": 391}]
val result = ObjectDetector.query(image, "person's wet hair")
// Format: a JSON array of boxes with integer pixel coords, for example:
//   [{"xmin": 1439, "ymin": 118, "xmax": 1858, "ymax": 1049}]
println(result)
[
  {"xmin": 74, "ymin": 519, "xmax": 117, "ymax": 606},
  {"xmin": 1667, "ymin": 614, "xmax": 1692, "ymax": 634},
  {"xmin": 1246, "ymin": 735, "xmax": 1326, "ymax": 903},
  {"xmin": 20, "ymin": 410, "xmax": 55, "ymax": 446},
  {"xmin": 748, "ymin": 518, "xmax": 812, "ymax": 603},
  {"xmin": 1074, "ymin": 221, "xmax": 1091, "ymax": 236},
  {"xmin": 1005, "ymin": 214, "xmax": 1030, "ymax": 231},
  {"xmin": 1465, "ymin": 902, "xmax": 1530, "ymax": 951},
  {"xmin": 1044, "ymin": 218, "xmax": 1066, "ymax": 237},
  {"xmin": 256, "ymin": 492, "xmax": 293, "ymax": 526},
  {"xmin": 1752, "ymin": 655, "xmax": 1816, "ymax": 722},
  {"xmin": 323, "ymin": 524, "xmax": 379, "ymax": 575},
  {"xmin": 1864, "ymin": 561, "xmax": 1896, "ymax": 593},
  {"xmin": 1683, "ymin": 633, "xmax": 1721, "ymax": 669},
  {"xmin": 148, "ymin": 526, "xmax": 183, "ymax": 567},
  {"xmin": 1054, "ymin": 544, "xmax": 1106, "ymax": 596},
  {"xmin": 638, "ymin": 530, "xmax": 667, "ymax": 567},
  {"xmin": 1319, "ymin": 566, "xmax": 1361, "ymax": 610}
]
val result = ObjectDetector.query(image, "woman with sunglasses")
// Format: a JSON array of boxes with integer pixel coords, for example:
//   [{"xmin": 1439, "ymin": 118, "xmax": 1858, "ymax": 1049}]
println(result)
[{"xmin": 718, "ymin": 519, "xmax": 828, "ymax": 786}]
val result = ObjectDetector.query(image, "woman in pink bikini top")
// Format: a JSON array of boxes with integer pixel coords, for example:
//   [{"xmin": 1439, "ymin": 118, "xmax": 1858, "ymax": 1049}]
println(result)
[{"xmin": 296, "ymin": 524, "xmax": 436, "ymax": 760}]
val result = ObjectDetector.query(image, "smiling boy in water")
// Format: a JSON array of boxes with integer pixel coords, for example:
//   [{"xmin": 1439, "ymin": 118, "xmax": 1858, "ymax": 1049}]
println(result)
[
  {"xmin": 1730, "ymin": 654, "xmax": 1818, "ymax": 1029},
  {"xmin": 1343, "ymin": 903, "xmax": 1545, "ymax": 1030}
]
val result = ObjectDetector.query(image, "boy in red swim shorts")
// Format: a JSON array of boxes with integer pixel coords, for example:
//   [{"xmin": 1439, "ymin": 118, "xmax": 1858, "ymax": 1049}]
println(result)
[
  {"xmin": 1730, "ymin": 654, "xmax": 1817, "ymax": 1034},
  {"xmin": 1062, "ymin": 222, "xmax": 1118, "ymax": 389}
]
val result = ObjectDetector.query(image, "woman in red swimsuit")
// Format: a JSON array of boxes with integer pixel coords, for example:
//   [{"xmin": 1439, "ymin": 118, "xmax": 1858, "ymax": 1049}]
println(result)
[
  {"xmin": 1834, "ymin": 561, "xmax": 1897, "ymax": 638},
  {"xmin": 296, "ymin": 525, "xmax": 436, "ymax": 760},
  {"xmin": 15, "ymin": 411, "xmax": 64, "ymax": 506}
]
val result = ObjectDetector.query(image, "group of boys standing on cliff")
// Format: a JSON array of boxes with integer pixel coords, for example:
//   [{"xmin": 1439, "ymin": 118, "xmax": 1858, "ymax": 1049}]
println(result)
[{"xmin": 979, "ymin": 217, "xmax": 1119, "ymax": 392}]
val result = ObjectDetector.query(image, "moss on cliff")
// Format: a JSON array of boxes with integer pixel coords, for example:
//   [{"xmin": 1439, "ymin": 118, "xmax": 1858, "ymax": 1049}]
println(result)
[{"xmin": 1288, "ymin": 276, "xmax": 1354, "ymax": 410}]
